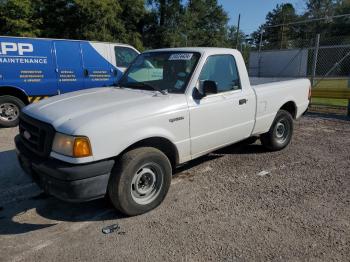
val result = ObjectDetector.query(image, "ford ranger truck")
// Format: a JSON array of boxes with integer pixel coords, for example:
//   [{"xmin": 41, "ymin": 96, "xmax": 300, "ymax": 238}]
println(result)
[{"xmin": 15, "ymin": 48, "xmax": 310, "ymax": 216}]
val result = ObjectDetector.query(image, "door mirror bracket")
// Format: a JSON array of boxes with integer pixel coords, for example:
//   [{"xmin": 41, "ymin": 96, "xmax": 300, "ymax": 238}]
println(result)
[
  {"xmin": 193, "ymin": 80, "xmax": 218, "ymax": 100},
  {"xmin": 202, "ymin": 80, "xmax": 218, "ymax": 96}
]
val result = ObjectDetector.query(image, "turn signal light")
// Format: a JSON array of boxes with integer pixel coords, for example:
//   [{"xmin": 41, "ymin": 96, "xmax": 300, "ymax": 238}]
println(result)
[{"xmin": 73, "ymin": 137, "xmax": 92, "ymax": 158}]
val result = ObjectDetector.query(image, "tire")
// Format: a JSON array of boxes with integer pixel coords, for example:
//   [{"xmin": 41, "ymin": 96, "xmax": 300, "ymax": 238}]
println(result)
[
  {"xmin": 0, "ymin": 95, "xmax": 25, "ymax": 127},
  {"xmin": 108, "ymin": 147, "xmax": 172, "ymax": 216},
  {"xmin": 260, "ymin": 110, "xmax": 294, "ymax": 151}
]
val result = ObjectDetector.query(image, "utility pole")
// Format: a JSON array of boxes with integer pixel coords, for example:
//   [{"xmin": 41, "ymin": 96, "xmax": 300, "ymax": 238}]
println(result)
[
  {"xmin": 259, "ymin": 29, "xmax": 264, "ymax": 52},
  {"xmin": 236, "ymin": 14, "xmax": 241, "ymax": 49}
]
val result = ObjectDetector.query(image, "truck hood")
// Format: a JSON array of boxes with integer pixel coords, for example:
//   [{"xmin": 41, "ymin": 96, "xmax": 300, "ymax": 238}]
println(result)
[{"xmin": 23, "ymin": 87, "xmax": 187, "ymax": 134}]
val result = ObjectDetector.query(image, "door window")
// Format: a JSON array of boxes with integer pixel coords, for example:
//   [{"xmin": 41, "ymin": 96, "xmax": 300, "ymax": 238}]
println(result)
[
  {"xmin": 199, "ymin": 55, "xmax": 241, "ymax": 93},
  {"xmin": 114, "ymin": 46, "xmax": 138, "ymax": 68}
]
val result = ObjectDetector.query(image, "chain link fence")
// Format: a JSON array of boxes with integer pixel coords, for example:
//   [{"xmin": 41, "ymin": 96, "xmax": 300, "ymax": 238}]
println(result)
[{"xmin": 246, "ymin": 34, "xmax": 350, "ymax": 115}]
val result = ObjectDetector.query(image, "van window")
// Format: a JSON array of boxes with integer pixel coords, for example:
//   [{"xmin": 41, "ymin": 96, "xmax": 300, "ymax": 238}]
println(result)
[
  {"xmin": 114, "ymin": 46, "xmax": 138, "ymax": 68},
  {"xmin": 199, "ymin": 55, "xmax": 241, "ymax": 93}
]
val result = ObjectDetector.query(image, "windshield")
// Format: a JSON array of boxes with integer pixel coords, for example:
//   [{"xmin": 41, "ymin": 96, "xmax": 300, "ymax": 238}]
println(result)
[{"xmin": 118, "ymin": 51, "xmax": 200, "ymax": 94}]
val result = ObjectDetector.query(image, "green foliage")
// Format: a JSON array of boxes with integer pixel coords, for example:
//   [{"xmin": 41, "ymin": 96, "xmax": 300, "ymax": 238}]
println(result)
[
  {"xmin": 0, "ymin": 0, "xmax": 42, "ymax": 37},
  {"xmin": 74, "ymin": 0, "xmax": 124, "ymax": 41},
  {"xmin": 252, "ymin": 0, "xmax": 350, "ymax": 49},
  {"xmin": 304, "ymin": 0, "xmax": 336, "ymax": 36},
  {"xmin": 184, "ymin": 0, "xmax": 229, "ymax": 47},
  {"xmin": 251, "ymin": 3, "xmax": 298, "ymax": 49},
  {"xmin": 38, "ymin": 0, "xmax": 127, "ymax": 42},
  {"xmin": 0, "ymin": 0, "xmax": 244, "ymax": 50},
  {"xmin": 37, "ymin": 0, "xmax": 76, "ymax": 39},
  {"xmin": 225, "ymin": 25, "xmax": 246, "ymax": 48},
  {"xmin": 143, "ymin": 0, "xmax": 244, "ymax": 49},
  {"xmin": 143, "ymin": 0, "xmax": 185, "ymax": 48},
  {"xmin": 2, "ymin": 0, "xmax": 347, "ymax": 53},
  {"xmin": 117, "ymin": 0, "xmax": 145, "ymax": 50},
  {"xmin": 0, "ymin": 0, "xmax": 143, "ymax": 48},
  {"xmin": 331, "ymin": 0, "xmax": 350, "ymax": 36}
]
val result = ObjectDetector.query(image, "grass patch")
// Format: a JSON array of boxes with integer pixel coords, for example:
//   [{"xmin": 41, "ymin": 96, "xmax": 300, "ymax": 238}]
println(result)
[
  {"xmin": 311, "ymin": 97, "xmax": 348, "ymax": 107},
  {"xmin": 312, "ymin": 78, "xmax": 349, "ymax": 89},
  {"xmin": 311, "ymin": 78, "xmax": 349, "ymax": 107}
]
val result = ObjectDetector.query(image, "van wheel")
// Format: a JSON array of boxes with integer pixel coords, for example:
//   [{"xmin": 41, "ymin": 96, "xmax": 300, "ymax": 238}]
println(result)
[
  {"xmin": 260, "ymin": 110, "xmax": 294, "ymax": 151},
  {"xmin": 0, "ymin": 95, "xmax": 25, "ymax": 127},
  {"xmin": 108, "ymin": 147, "xmax": 172, "ymax": 216}
]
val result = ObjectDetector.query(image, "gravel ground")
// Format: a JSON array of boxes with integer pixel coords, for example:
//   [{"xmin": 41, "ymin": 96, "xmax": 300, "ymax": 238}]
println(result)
[{"xmin": 0, "ymin": 114, "xmax": 349, "ymax": 262}]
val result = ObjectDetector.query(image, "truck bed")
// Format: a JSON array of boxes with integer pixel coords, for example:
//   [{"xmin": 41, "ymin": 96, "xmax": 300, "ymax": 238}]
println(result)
[
  {"xmin": 249, "ymin": 77, "xmax": 310, "ymax": 136},
  {"xmin": 249, "ymin": 77, "xmax": 297, "ymax": 86}
]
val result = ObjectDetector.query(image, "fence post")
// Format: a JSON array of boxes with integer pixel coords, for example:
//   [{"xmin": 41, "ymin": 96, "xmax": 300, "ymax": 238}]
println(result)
[
  {"xmin": 348, "ymin": 78, "xmax": 350, "ymax": 117},
  {"xmin": 258, "ymin": 30, "xmax": 264, "ymax": 78},
  {"xmin": 311, "ymin": 34, "xmax": 320, "ymax": 87}
]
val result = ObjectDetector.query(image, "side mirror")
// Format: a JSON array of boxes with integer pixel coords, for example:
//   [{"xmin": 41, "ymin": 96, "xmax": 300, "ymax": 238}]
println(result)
[{"xmin": 202, "ymin": 80, "xmax": 218, "ymax": 96}]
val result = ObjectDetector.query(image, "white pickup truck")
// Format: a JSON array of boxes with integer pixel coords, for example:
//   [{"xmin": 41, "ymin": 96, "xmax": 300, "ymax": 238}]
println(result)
[{"xmin": 15, "ymin": 48, "xmax": 310, "ymax": 216}]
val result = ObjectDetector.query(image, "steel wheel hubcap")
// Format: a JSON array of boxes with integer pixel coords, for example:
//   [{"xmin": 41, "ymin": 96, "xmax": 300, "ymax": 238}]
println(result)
[
  {"xmin": 0, "ymin": 103, "xmax": 19, "ymax": 122},
  {"xmin": 275, "ymin": 120, "xmax": 289, "ymax": 143},
  {"xmin": 276, "ymin": 122, "xmax": 285, "ymax": 138},
  {"xmin": 131, "ymin": 163, "xmax": 163, "ymax": 205}
]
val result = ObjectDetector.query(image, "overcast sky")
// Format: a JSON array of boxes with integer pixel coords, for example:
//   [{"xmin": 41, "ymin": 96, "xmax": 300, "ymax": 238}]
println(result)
[{"xmin": 218, "ymin": 0, "xmax": 307, "ymax": 34}]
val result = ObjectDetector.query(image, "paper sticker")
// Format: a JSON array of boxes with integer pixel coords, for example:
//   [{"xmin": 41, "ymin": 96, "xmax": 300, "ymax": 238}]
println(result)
[{"xmin": 169, "ymin": 53, "xmax": 193, "ymax": 60}]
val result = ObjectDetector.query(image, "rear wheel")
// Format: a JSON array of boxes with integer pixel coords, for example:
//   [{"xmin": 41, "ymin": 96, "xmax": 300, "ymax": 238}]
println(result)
[
  {"xmin": 108, "ymin": 147, "xmax": 172, "ymax": 216},
  {"xmin": 260, "ymin": 110, "xmax": 294, "ymax": 151},
  {"xmin": 0, "ymin": 95, "xmax": 25, "ymax": 127}
]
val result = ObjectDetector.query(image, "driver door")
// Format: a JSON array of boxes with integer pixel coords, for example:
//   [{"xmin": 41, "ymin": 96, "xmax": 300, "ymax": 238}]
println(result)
[{"xmin": 189, "ymin": 54, "xmax": 255, "ymax": 157}]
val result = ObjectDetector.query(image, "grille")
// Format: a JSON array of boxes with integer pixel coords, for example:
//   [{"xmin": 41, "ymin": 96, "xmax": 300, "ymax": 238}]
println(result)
[{"xmin": 19, "ymin": 113, "xmax": 55, "ymax": 158}]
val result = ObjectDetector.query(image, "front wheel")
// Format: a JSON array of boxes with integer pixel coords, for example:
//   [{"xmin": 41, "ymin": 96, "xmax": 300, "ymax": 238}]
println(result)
[
  {"xmin": 108, "ymin": 147, "xmax": 172, "ymax": 216},
  {"xmin": 260, "ymin": 109, "xmax": 294, "ymax": 151},
  {"xmin": 0, "ymin": 95, "xmax": 25, "ymax": 127}
]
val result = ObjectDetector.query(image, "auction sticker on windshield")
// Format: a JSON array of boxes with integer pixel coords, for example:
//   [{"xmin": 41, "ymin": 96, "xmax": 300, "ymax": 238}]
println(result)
[{"xmin": 169, "ymin": 53, "xmax": 193, "ymax": 60}]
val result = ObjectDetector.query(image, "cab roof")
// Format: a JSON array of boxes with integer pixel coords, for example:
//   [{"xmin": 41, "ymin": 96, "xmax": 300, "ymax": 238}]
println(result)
[{"xmin": 144, "ymin": 47, "xmax": 239, "ymax": 56}]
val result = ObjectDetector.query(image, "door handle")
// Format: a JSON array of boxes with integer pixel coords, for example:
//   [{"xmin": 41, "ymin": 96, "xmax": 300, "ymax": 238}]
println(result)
[
  {"xmin": 83, "ymin": 69, "xmax": 89, "ymax": 77},
  {"xmin": 239, "ymin": 99, "xmax": 247, "ymax": 105}
]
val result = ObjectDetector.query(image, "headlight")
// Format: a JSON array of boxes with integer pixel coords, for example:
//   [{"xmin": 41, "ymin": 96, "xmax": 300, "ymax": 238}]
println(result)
[{"xmin": 52, "ymin": 133, "xmax": 92, "ymax": 158}]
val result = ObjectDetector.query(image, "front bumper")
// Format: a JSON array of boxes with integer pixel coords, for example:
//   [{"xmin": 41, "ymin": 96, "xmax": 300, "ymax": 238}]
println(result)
[{"xmin": 15, "ymin": 135, "xmax": 115, "ymax": 202}]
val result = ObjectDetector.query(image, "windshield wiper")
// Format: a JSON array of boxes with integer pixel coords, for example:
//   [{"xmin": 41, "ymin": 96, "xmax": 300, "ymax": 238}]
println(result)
[{"xmin": 123, "ymin": 82, "xmax": 168, "ymax": 95}]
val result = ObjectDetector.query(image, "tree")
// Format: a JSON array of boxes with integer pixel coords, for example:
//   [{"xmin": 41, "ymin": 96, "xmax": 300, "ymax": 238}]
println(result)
[
  {"xmin": 0, "ymin": 0, "xmax": 42, "ymax": 37},
  {"xmin": 331, "ymin": 0, "xmax": 350, "ymax": 37},
  {"xmin": 184, "ymin": 0, "xmax": 229, "ymax": 47},
  {"xmin": 38, "ymin": 0, "xmax": 78, "ymax": 39},
  {"xmin": 303, "ymin": 0, "xmax": 337, "ymax": 36},
  {"xmin": 71, "ymin": 0, "xmax": 125, "ymax": 42},
  {"xmin": 251, "ymin": 3, "xmax": 299, "ymax": 49},
  {"xmin": 143, "ymin": 0, "xmax": 230, "ymax": 48},
  {"xmin": 143, "ymin": 0, "xmax": 184, "ymax": 48},
  {"xmin": 38, "ymin": 0, "xmax": 145, "ymax": 48},
  {"xmin": 225, "ymin": 25, "xmax": 246, "ymax": 48},
  {"xmin": 119, "ymin": 0, "xmax": 145, "ymax": 50},
  {"xmin": 0, "ymin": 0, "xmax": 248, "ymax": 50}
]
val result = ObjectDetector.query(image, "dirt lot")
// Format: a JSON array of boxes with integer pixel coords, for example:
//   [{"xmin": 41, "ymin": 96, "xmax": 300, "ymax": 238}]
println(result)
[{"xmin": 0, "ymin": 113, "xmax": 349, "ymax": 262}]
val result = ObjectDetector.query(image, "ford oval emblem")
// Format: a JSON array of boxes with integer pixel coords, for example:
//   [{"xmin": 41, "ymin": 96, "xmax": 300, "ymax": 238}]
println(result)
[{"xmin": 23, "ymin": 130, "xmax": 31, "ymax": 140}]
